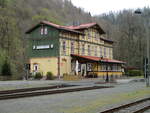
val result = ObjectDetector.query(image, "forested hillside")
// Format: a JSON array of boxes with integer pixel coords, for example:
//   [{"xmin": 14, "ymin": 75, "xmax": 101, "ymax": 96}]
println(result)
[
  {"xmin": 0, "ymin": 0, "xmax": 150, "ymax": 78},
  {"xmin": 95, "ymin": 8, "xmax": 150, "ymax": 69},
  {"xmin": 0, "ymin": 0, "xmax": 93, "ymax": 79}
]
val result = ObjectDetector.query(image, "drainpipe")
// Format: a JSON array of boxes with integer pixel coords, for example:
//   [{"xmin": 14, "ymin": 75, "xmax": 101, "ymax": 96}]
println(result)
[{"xmin": 105, "ymin": 61, "xmax": 109, "ymax": 82}]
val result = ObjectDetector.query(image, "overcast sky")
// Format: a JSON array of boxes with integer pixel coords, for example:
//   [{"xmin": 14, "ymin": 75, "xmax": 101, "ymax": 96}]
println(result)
[{"xmin": 71, "ymin": 0, "xmax": 150, "ymax": 15}]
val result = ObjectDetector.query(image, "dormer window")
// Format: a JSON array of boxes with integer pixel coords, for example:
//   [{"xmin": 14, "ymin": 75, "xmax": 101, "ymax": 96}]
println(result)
[
  {"xmin": 41, "ymin": 27, "xmax": 44, "ymax": 35},
  {"xmin": 40, "ymin": 26, "xmax": 48, "ymax": 35},
  {"xmin": 44, "ymin": 27, "xmax": 48, "ymax": 35}
]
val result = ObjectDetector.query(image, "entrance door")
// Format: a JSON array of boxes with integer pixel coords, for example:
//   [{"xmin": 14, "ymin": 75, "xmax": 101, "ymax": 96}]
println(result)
[{"xmin": 81, "ymin": 64, "xmax": 86, "ymax": 76}]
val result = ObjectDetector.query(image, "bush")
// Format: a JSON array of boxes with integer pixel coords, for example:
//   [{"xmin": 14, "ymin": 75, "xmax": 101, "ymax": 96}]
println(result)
[
  {"xmin": 127, "ymin": 70, "xmax": 143, "ymax": 77},
  {"xmin": 46, "ymin": 72, "xmax": 54, "ymax": 80},
  {"xmin": 34, "ymin": 72, "xmax": 43, "ymax": 79},
  {"xmin": 1, "ymin": 60, "xmax": 12, "ymax": 76}
]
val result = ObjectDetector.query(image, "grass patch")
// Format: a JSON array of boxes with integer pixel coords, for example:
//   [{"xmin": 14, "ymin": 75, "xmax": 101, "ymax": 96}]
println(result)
[{"xmin": 61, "ymin": 88, "xmax": 150, "ymax": 113}]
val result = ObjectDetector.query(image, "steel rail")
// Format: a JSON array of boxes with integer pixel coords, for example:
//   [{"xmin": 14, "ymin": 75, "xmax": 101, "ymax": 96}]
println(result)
[
  {"xmin": 0, "ymin": 84, "xmax": 75, "ymax": 95},
  {"xmin": 133, "ymin": 105, "xmax": 150, "ymax": 113},
  {"xmin": 0, "ymin": 86, "xmax": 113, "ymax": 100},
  {"xmin": 100, "ymin": 97, "xmax": 150, "ymax": 113}
]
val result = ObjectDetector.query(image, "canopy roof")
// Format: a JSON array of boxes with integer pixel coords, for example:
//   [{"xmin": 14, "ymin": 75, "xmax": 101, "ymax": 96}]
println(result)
[{"xmin": 71, "ymin": 54, "xmax": 125, "ymax": 64}]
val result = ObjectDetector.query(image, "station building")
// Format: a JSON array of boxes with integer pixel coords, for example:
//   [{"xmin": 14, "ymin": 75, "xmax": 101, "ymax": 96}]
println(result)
[{"xmin": 26, "ymin": 21, "xmax": 125, "ymax": 78}]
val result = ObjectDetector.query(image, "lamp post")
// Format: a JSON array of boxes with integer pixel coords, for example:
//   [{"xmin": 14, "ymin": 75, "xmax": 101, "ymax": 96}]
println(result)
[
  {"xmin": 105, "ymin": 59, "xmax": 109, "ymax": 82},
  {"xmin": 106, "ymin": 63, "xmax": 109, "ymax": 82},
  {"xmin": 135, "ymin": 9, "xmax": 150, "ymax": 87}
]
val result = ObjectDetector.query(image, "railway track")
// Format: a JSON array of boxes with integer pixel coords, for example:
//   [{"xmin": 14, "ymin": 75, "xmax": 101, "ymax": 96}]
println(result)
[
  {"xmin": 0, "ymin": 84, "xmax": 75, "ymax": 95},
  {"xmin": 100, "ymin": 97, "xmax": 150, "ymax": 113},
  {"xmin": 0, "ymin": 85, "xmax": 113, "ymax": 100}
]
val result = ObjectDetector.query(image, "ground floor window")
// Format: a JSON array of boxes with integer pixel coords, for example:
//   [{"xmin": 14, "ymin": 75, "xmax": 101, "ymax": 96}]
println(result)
[
  {"xmin": 71, "ymin": 60, "xmax": 75, "ymax": 72},
  {"xmin": 100, "ymin": 64, "xmax": 121, "ymax": 72},
  {"xmin": 101, "ymin": 64, "xmax": 107, "ymax": 71},
  {"xmin": 33, "ymin": 64, "xmax": 38, "ymax": 72},
  {"xmin": 87, "ymin": 63, "xmax": 92, "ymax": 71},
  {"xmin": 78, "ymin": 63, "xmax": 81, "ymax": 72}
]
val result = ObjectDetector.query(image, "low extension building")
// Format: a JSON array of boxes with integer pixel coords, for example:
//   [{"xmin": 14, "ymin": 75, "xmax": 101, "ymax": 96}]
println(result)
[{"xmin": 26, "ymin": 21, "xmax": 125, "ymax": 78}]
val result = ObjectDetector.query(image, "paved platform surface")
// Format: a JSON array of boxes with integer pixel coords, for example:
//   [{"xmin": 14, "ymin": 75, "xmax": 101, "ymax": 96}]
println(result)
[
  {"xmin": 0, "ymin": 79, "xmax": 149, "ymax": 113},
  {"xmin": 0, "ymin": 78, "xmax": 144, "ymax": 91},
  {"xmin": 0, "ymin": 79, "xmax": 108, "ymax": 91}
]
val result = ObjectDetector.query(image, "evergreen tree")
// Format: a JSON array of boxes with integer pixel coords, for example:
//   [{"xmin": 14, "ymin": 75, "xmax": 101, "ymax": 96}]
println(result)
[{"xmin": 1, "ymin": 60, "xmax": 11, "ymax": 76}]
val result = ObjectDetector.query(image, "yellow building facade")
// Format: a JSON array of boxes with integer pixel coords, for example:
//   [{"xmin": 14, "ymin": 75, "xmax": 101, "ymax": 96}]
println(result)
[{"xmin": 26, "ymin": 21, "xmax": 125, "ymax": 78}]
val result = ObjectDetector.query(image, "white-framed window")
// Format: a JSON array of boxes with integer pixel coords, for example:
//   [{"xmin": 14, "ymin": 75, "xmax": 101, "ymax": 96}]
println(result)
[
  {"xmin": 94, "ymin": 32, "xmax": 97, "ymax": 38},
  {"xmin": 82, "ymin": 44, "xmax": 85, "ymax": 55},
  {"xmin": 104, "ymin": 47, "xmax": 107, "ymax": 58},
  {"xmin": 40, "ymin": 27, "xmax": 48, "ymax": 35},
  {"xmin": 36, "ymin": 45, "xmax": 50, "ymax": 49},
  {"xmin": 71, "ymin": 60, "xmax": 75, "ymax": 72},
  {"xmin": 100, "ymin": 47, "xmax": 103, "ymax": 57},
  {"xmin": 109, "ymin": 48, "xmax": 111, "ymax": 58},
  {"xmin": 95, "ymin": 46, "xmax": 97, "ymax": 56},
  {"xmin": 88, "ymin": 45, "xmax": 91, "ymax": 56},
  {"xmin": 87, "ymin": 63, "xmax": 92, "ymax": 71},
  {"xmin": 96, "ymin": 33, "xmax": 99, "ymax": 41},
  {"xmin": 88, "ymin": 31, "xmax": 91, "ymax": 39},
  {"xmin": 112, "ymin": 64, "xmax": 118, "ymax": 71},
  {"xmin": 40, "ymin": 27, "xmax": 44, "ymax": 35},
  {"xmin": 62, "ymin": 41, "xmax": 66, "ymax": 55},
  {"xmin": 78, "ymin": 63, "xmax": 81, "ymax": 72},
  {"xmin": 102, "ymin": 64, "xmax": 107, "ymax": 71},
  {"xmin": 71, "ymin": 41, "xmax": 74, "ymax": 54},
  {"xmin": 82, "ymin": 35, "xmax": 84, "ymax": 39},
  {"xmin": 44, "ymin": 27, "xmax": 48, "ymax": 35},
  {"xmin": 33, "ymin": 64, "xmax": 38, "ymax": 72}
]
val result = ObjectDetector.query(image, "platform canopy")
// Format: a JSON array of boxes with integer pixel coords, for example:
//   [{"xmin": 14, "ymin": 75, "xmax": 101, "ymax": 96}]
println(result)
[{"xmin": 71, "ymin": 54, "xmax": 125, "ymax": 64}]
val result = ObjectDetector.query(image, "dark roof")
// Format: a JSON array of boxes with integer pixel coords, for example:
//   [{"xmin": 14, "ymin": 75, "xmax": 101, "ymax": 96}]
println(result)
[
  {"xmin": 71, "ymin": 54, "xmax": 125, "ymax": 64},
  {"xmin": 66, "ymin": 23, "xmax": 97, "ymax": 29},
  {"xmin": 66, "ymin": 22, "xmax": 105, "ymax": 34},
  {"xmin": 26, "ymin": 21, "xmax": 106, "ymax": 35},
  {"xmin": 26, "ymin": 21, "xmax": 83, "ymax": 34},
  {"xmin": 26, "ymin": 21, "xmax": 115, "ymax": 43},
  {"xmin": 100, "ymin": 37, "xmax": 114, "ymax": 43}
]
